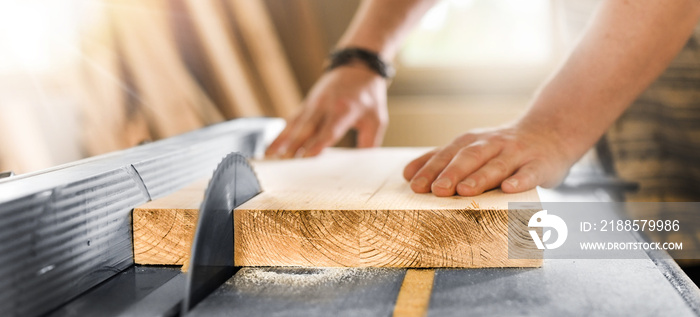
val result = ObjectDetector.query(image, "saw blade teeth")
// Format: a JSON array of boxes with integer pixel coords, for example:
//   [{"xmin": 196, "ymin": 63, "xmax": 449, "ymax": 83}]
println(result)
[{"xmin": 205, "ymin": 152, "xmax": 260, "ymax": 198}]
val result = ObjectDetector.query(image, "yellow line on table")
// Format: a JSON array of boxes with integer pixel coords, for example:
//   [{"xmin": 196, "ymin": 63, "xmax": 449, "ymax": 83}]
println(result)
[{"xmin": 393, "ymin": 269, "xmax": 436, "ymax": 317}]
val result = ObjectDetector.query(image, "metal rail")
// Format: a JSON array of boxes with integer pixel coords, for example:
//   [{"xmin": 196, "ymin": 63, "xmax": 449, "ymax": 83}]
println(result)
[{"xmin": 0, "ymin": 118, "xmax": 283, "ymax": 317}]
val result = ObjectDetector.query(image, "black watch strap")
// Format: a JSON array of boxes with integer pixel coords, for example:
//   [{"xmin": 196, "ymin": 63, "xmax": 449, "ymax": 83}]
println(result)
[{"xmin": 326, "ymin": 47, "xmax": 395, "ymax": 79}]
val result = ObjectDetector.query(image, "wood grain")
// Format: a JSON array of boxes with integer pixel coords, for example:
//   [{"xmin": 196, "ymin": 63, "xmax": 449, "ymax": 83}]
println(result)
[
  {"xmin": 133, "ymin": 148, "xmax": 542, "ymax": 268},
  {"xmin": 133, "ymin": 179, "xmax": 208, "ymax": 265}
]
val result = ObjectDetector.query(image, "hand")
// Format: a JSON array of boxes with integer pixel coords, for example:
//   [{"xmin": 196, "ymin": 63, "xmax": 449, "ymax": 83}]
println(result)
[
  {"xmin": 403, "ymin": 123, "xmax": 577, "ymax": 196},
  {"xmin": 265, "ymin": 66, "xmax": 388, "ymax": 158}
]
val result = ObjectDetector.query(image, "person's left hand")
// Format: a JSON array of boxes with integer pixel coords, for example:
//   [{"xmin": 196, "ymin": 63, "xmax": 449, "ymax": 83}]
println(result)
[{"xmin": 265, "ymin": 66, "xmax": 388, "ymax": 158}]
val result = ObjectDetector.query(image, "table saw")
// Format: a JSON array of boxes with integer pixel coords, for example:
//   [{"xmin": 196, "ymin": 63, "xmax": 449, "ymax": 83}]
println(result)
[{"xmin": 1, "ymin": 118, "xmax": 699, "ymax": 316}]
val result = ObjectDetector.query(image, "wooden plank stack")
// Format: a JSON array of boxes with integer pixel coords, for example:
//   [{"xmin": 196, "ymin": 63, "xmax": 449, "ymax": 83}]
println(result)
[
  {"xmin": 77, "ymin": 0, "xmax": 302, "ymax": 156},
  {"xmin": 134, "ymin": 148, "xmax": 542, "ymax": 268}
]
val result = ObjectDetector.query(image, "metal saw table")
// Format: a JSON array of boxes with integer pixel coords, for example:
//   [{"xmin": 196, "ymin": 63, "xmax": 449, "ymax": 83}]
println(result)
[{"xmin": 1, "ymin": 118, "xmax": 699, "ymax": 316}]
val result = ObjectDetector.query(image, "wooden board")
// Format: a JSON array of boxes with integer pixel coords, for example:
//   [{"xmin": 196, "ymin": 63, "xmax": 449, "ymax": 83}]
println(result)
[
  {"xmin": 133, "ymin": 179, "xmax": 209, "ymax": 265},
  {"xmin": 133, "ymin": 148, "xmax": 542, "ymax": 268}
]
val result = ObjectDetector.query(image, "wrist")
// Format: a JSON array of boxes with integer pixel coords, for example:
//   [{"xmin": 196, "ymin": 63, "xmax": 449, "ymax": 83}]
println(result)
[
  {"xmin": 514, "ymin": 115, "xmax": 581, "ymax": 165},
  {"xmin": 325, "ymin": 47, "xmax": 396, "ymax": 80},
  {"xmin": 320, "ymin": 65, "xmax": 389, "ymax": 96}
]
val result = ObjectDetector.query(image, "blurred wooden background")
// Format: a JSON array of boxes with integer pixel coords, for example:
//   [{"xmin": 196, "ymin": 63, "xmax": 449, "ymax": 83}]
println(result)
[
  {"xmin": 79, "ymin": 0, "xmax": 308, "ymax": 155},
  {"xmin": 0, "ymin": 0, "xmax": 341, "ymax": 174}
]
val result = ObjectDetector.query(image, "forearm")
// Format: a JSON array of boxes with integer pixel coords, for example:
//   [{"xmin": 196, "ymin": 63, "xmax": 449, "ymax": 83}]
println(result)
[
  {"xmin": 522, "ymin": 0, "xmax": 700, "ymax": 161},
  {"xmin": 336, "ymin": 0, "xmax": 438, "ymax": 60}
]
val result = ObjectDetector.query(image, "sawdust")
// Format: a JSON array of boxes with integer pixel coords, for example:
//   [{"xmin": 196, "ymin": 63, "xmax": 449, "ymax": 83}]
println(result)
[{"xmin": 234, "ymin": 267, "xmax": 376, "ymax": 287}]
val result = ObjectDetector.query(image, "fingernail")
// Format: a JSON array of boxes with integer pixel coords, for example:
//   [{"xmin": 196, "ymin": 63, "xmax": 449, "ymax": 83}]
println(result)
[
  {"xmin": 462, "ymin": 178, "xmax": 477, "ymax": 188},
  {"xmin": 433, "ymin": 178, "xmax": 452, "ymax": 189},
  {"xmin": 413, "ymin": 177, "xmax": 428, "ymax": 188},
  {"xmin": 506, "ymin": 178, "xmax": 518, "ymax": 189}
]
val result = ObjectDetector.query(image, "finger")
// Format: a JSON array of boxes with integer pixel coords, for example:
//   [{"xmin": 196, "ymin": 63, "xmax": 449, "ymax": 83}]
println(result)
[
  {"xmin": 265, "ymin": 114, "xmax": 301, "ymax": 157},
  {"xmin": 280, "ymin": 111, "xmax": 323, "ymax": 159},
  {"xmin": 409, "ymin": 146, "xmax": 462, "ymax": 193},
  {"xmin": 431, "ymin": 142, "xmax": 501, "ymax": 197},
  {"xmin": 301, "ymin": 110, "xmax": 359, "ymax": 157},
  {"xmin": 407, "ymin": 134, "xmax": 479, "ymax": 193},
  {"xmin": 501, "ymin": 160, "xmax": 547, "ymax": 193},
  {"xmin": 455, "ymin": 154, "xmax": 519, "ymax": 196},
  {"xmin": 403, "ymin": 149, "xmax": 438, "ymax": 181},
  {"xmin": 355, "ymin": 114, "xmax": 387, "ymax": 148}
]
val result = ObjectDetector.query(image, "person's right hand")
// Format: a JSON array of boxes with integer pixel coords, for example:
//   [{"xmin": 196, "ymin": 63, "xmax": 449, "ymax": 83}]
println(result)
[
  {"xmin": 402, "ymin": 122, "xmax": 578, "ymax": 196},
  {"xmin": 265, "ymin": 65, "xmax": 389, "ymax": 158}
]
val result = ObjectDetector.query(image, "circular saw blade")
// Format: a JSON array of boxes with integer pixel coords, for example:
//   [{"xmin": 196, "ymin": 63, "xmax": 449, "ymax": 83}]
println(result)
[{"xmin": 183, "ymin": 152, "xmax": 261, "ymax": 312}]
